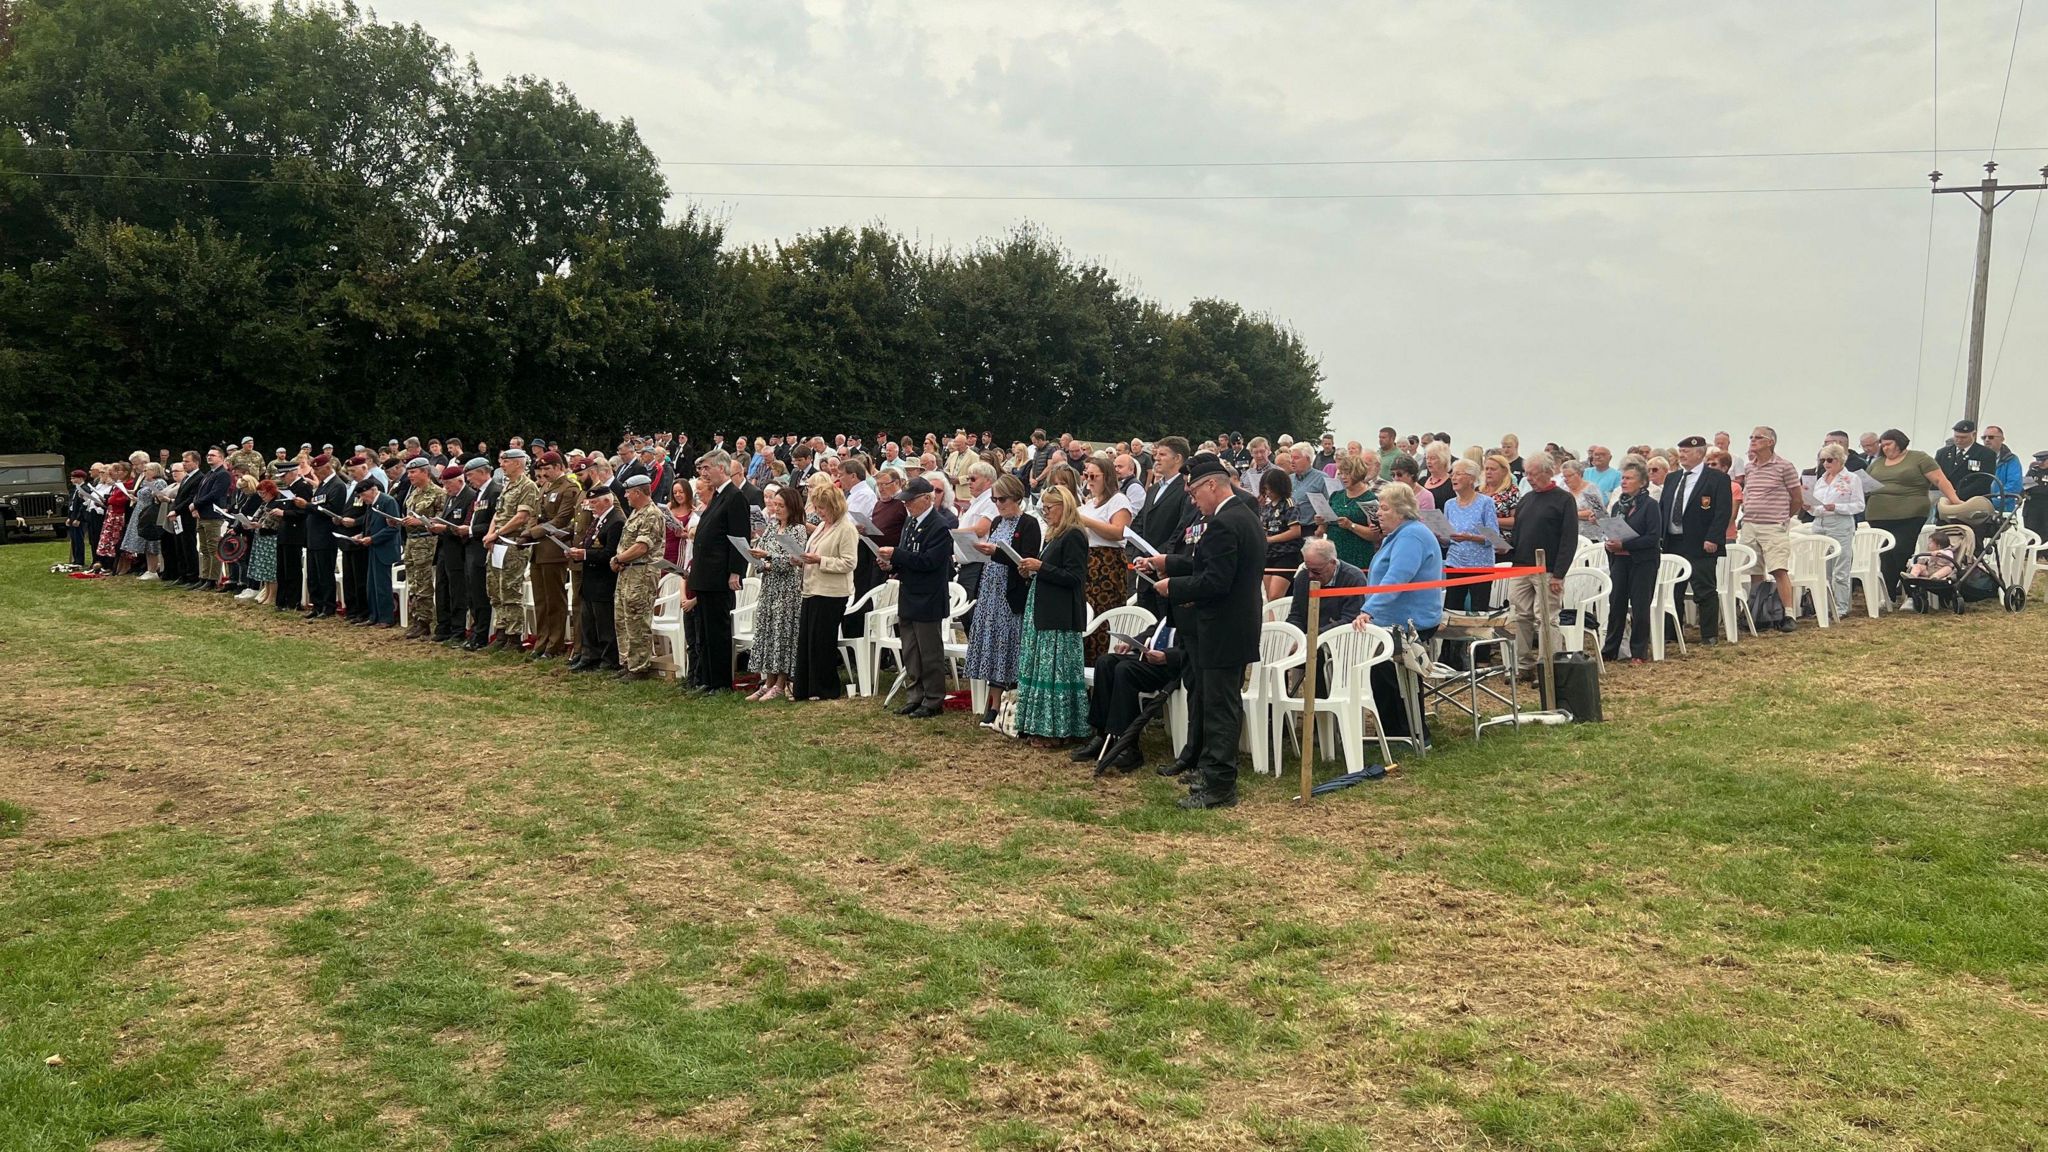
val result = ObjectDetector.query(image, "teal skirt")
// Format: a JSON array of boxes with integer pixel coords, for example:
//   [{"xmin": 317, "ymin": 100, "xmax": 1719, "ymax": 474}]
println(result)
[{"xmin": 1015, "ymin": 582, "xmax": 1089, "ymax": 739}]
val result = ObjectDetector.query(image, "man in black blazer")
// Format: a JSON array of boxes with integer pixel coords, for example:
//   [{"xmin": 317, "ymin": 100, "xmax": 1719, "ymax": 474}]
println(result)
[
  {"xmin": 273, "ymin": 457, "xmax": 311, "ymax": 613},
  {"xmin": 1132, "ymin": 436, "xmax": 1193, "ymax": 622},
  {"xmin": 1661, "ymin": 435, "xmax": 1734, "ymax": 643},
  {"xmin": 302, "ymin": 454, "xmax": 347, "ymax": 618},
  {"xmin": 880, "ymin": 476, "xmax": 956, "ymax": 718},
  {"xmin": 686, "ymin": 449, "xmax": 753, "ymax": 695},
  {"xmin": 1137, "ymin": 452, "xmax": 1264, "ymax": 809}
]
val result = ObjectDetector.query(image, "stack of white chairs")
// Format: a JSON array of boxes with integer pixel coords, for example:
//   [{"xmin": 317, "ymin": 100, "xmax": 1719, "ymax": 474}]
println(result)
[
  {"xmin": 650, "ymin": 573, "xmax": 688, "ymax": 679},
  {"xmin": 938, "ymin": 584, "xmax": 983, "ymax": 709},
  {"xmin": 1272, "ymin": 623, "xmax": 1397, "ymax": 777},
  {"xmin": 1648, "ymin": 553, "xmax": 1693, "ymax": 660},
  {"xmin": 730, "ymin": 575, "xmax": 762, "ymax": 675},
  {"xmin": 1787, "ymin": 533, "xmax": 1841, "ymax": 626},
  {"xmin": 837, "ymin": 582, "xmax": 896, "ymax": 697},
  {"xmin": 1556, "ymin": 567, "xmax": 1610, "ymax": 666},
  {"xmin": 1850, "ymin": 527, "xmax": 1894, "ymax": 618}
]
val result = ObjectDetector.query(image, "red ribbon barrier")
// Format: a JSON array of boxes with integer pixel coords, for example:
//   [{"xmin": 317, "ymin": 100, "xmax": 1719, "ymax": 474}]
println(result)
[{"xmin": 1310, "ymin": 564, "xmax": 1545, "ymax": 598}]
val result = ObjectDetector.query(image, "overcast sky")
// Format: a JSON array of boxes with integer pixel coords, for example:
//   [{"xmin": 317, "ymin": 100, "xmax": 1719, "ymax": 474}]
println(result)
[{"xmin": 371, "ymin": 0, "xmax": 2044, "ymax": 456}]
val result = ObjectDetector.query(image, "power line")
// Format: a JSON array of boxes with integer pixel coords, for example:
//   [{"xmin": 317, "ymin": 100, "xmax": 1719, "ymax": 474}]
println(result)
[
  {"xmin": 1913, "ymin": 0, "xmax": 1940, "ymax": 439},
  {"xmin": 1990, "ymin": 0, "xmax": 2028, "ymax": 160},
  {"xmin": 13, "ymin": 142, "xmax": 2048, "ymax": 170},
  {"xmin": 6, "ymin": 168, "xmax": 1929, "ymax": 200}
]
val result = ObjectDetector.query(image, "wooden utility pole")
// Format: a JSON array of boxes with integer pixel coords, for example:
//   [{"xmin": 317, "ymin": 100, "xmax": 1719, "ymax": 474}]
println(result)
[{"xmin": 1934, "ymin": 162, "xmax": 2048, "ymax": 428}]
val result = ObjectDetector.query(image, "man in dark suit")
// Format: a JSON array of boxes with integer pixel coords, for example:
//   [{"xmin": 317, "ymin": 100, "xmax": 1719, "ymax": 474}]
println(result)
[
  {"xmin": 168, "ymin": 452, "xmax": 205, "ymax": 585},
  {"xmin": 273, "ymin": 457, "xmax": 311, "ymax": 613},
  {"xmin": 337, "ymin": 456, "xmax": 375, "ymax": 620},
  {"xmin": 879, "ymin": 476, "xmax": 955, "ymax": 718},
  {"xmin": 431, "ymin": 464, "xmax": 474, "ymax": 642},
  {"xmin": 301, "ymin": 454, "xmax": 346, "ymax": 617},
  {"xmin": 686, "ymin": 449, "xmax": 753, "ymax": 695},
  {"xmin": 351, "ymin": 473, "xmax": 403, "ymax": 627},
  {"xmin": 1132, "ymin": 436, "xmax": 1192, "ymax": 623},
  {"xmin": 1661, "ymin": 435, "xmax": 1733, "ymax": 643},
  {"xmin": 459, "ymin": 459, "xmax": 497, "ymax": 649},
  {"xmin": 1137, "ymin": 452, "xmax": 1264, "ymax": 809}
]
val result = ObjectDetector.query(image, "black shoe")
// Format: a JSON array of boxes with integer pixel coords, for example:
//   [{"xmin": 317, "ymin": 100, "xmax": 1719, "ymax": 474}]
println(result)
[
  {"xmin": 565, "ymin": 657, "xmax": 590, "ymax": 672},
  {"xmin": 303, "ymin": 610, "xmax": 323, "ymax": 621},
  {"xmin": 1776, "ymin": 619, "xmax": 1797, "ymax": 634},
  {"xmin": 616, "ymin": 668, "xmax": 651, "ymax": 682},
  {"xmin": 1178, "ymin": 790, "xmax": 1239, "ymax": 810},
  {"xmin": 907, "ymin": 704, "xmax": 943, "ymax": 718},
  {"xmin": 1599, "ymin": 649, "xmax": 1620, "ymax": 663},
  {"xmin": 893, "ymin": 702, "xmax": 922, "ymax": 717},
  {"xmin": 1069, "ymin": 735, "xmax": 1106, "ymax": 762},
  {"xmin": 1157, "ymin": 759, "xmax": 1194, "ymax": 778},
  {"xmin": 213, "ymin": 584, "xmax": 237, "ymax": 594}
]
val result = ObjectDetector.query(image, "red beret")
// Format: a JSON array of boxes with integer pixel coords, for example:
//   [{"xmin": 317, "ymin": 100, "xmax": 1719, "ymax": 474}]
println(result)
[
  {"xmin": 441, "ymin": 465, "xmax": 465, "ymax": 481},
  {"xmin": 346, "ymin": 454, "xmax": 368, "ymax": 467},
  {"xmin": 310, "ymin": 453, "xmax": 332, "ymax": 468},
  {"xmin": 539, "ymin": 450, "xmax": 562, "ymax": 467}
]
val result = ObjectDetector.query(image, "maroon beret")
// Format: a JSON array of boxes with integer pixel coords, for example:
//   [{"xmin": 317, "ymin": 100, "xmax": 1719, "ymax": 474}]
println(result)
[
  {"xmin": 310, "ymin": 453, "xmax": 332, "ymax": 468},
  {"xmin": 539, "ymin": 450, "xmax": 562, "ymax": 467},
  {"xmin": 346, "ymin": 454, "xmax": 368, "ymax": 467},
  {"xmin": 441, "ymin": 465, "xmax": 465, "ymax": 481}
]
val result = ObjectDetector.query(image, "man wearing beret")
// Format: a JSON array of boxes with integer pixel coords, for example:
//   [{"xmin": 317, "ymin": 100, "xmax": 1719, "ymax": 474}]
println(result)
[
  {"xmin": 482, "ymin": 448, "xmax": 542, "ymax": 651},
  {"xmin": 272, "ymin": 457, "xmax": 311, "ymax": 614},
  {"xmin": 1135, "ymin": 451, "xmax": 1263, "ymax": 808},
  {"xmin": 1936, "ymin": 419, "xmax": 1999, "ymax": 498},
  {"xmin": 301, "ymin": 454, "xmax": 346, "ymax": 618},
  {"xmin": 567, "ymin": 480, "xmax": 626, "ymax": 674},
  {"xmin": 349, "ymin": 473, "xmax": 404, "ymax": 627},
  {"xmin": 522, "ymin": 450, "xmax": 582, "ymax": 660},
  {"xmin": 430, "ymin": 463, "xmax": 473, "ymax": 643},
  {"xmin": 398, "ymin": 457, "xmax": 446, "ymax": 639}
]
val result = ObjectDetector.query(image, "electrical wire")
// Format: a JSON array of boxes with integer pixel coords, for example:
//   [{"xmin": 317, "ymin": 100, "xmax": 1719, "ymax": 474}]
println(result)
[
  {"xmin": 1981, "ymin": 185, "xmax": 2042, "ymax": 412},
  {"xmin": 1990, "ymin": 0, "xmax": 2028, "ymax": 160},
  {"xmin": 1913, "ymin": 0, "xmax": 1939, "ymax": 438}
]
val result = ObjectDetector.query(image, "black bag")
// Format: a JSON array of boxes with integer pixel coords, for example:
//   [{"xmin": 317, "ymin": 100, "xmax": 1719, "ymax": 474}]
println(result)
[
  {"xmin": 1960, "ymin": 567, "xmax": 2000, "ymax": 602},
  {"xmin": 1748, "ymin": 581, "xmax": 1786, "ymax": 628},
  {"xmin": 135, "ymin": 501, "xmax": 163, "ymax": 542}
]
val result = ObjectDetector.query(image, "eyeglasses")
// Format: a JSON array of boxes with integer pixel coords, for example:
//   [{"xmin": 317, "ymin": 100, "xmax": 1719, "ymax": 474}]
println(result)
[{"xmin": 1748, "ymin": 434, "xmax": 1769, "ymax": 440}]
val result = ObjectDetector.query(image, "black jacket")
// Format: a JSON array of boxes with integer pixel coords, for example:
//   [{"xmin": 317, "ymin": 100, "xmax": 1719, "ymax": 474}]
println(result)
[
  {"xmin": 1028, "ymin": 528, "xmax": 1088, "ymax": 632},
  {"xmin": 306, "ymin": 473, "xmax": 349, "ymax": 552},
  {"xmin": 1661, "ymin": 464, "xmax": 1731, "ymax": 550},
  {"xmin": 890, "ymin": 506, "xmax": 956, "ymax": 623},
  {"xmin": 194, "ymin": 467, "xmax": 232, "ymax": 521},
  {"xmin": 580, "ymin": 506, "xmax": 625, "ymax": 597},
  {"xmin": 1511, "ymin": 485, "xmax": 1580, "ymax": 580},
  {"xmin": 439, "ymin": 483, "xmax": 477, "ymax": 561},
  {"xmin": 688, "ymin": 483, "xmax": 753, "ymax": 592},
  {"xmin": 1607, "ymin": 491, "xmax": 1663, "ymax": 555},
  {"xmin": 992, "ymin": 516, "xmax": 1044, "ymax": 617},
  {"xmin": 1133, "ymin": 474, "xmax": 1195, "ymax": 619},
  {"xmin": 1163, "ymin": 493, "xmax": 1265, "ymax": 668}
]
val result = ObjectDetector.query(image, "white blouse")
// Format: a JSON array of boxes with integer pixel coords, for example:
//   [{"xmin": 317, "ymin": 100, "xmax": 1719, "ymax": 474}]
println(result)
[
  {"xmin": 1079, "ymin": 491, "xmax": 1133, "ymax": 547},
  {"xmin": 1807, "ymin": 470, "xmax": 1864, "ymax": 518}
]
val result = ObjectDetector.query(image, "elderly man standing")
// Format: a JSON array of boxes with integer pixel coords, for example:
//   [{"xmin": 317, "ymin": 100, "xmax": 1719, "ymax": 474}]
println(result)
[
  {"xmin": 1661, "ymin": 436, "xmax": 1732, "ymax": 643},
  {"xmin": 1286, "ymin": 444, "xmax": 1332, "ymax": 531},
  {"xmin": 1136, "ymin": 452, "xmax": 1264, "ymax": 810},
  {"xmin": 879, "ymin": 476, "xmax": 955, "ymax": 718},
  {"xmin": 946, "ymin": 432, "xmax": 981, "ymax": 491},
  {"xmin": 1582, "ymin": 446, "xmax": 1621, "ymax": 501},
  {"xmin": 686, "ymin": 449, "xmax": 752, "ymax": 696},
  {"xmin": 1505, "ymin": 453, "xmax": 1578, "ymax": 675},
  {"xmin": 1738, "ymin": 426, "xmax": 1804, "ymax": 634}
]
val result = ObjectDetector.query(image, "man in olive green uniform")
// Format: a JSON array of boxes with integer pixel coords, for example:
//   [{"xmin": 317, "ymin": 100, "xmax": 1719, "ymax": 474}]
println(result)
[
  {"xmin": 565, "ymin": 458, "xmax": 615, "ymax": 663},
  {"xmin": 227, "ymin": 436, "xmax": 265, "ymax": 482},
  {"xmin": 399, "ymin": 457, "xmax": 446, "ymax": 639},
  {"xmin": 611, "ymin": 473, "xmax": 664, "ymax": 680},
  {"xmin": 520, "ymin": 451, "xmax": 581, "ymax": 660},
  {"xmin": 482, "ymin": 447, "xmax": 541, "ymax": 651}
]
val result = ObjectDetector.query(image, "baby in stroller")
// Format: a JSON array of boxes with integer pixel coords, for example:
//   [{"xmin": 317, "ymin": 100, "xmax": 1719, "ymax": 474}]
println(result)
[{"xmin": 1906, "ymin": 541, "xmax": 1959, "ymax": 582}]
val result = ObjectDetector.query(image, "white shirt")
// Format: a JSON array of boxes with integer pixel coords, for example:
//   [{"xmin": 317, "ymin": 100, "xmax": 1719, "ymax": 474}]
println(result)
[
  {"xmin": 846, "ymin": 483, "xmax": 877, "ymax": 518},
  {"xmin": 1080, "ymin": 491, "xmax": 1134, "ymax": 547},
  {"xmin": 1808, "ymin": 470, "xmax": 1865, "ymax": 518},
  {"xmin": 961, "ymin": 488, "xmax": 998, "ymax": 532},
  {"xmin": 1668, "ymin": 463, "xmax": 1704, "ymax": 532}
]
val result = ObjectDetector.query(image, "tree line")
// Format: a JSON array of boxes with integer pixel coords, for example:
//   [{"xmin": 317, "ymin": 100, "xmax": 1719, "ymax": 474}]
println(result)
[{"xmin": 0, "ymin": 0, "xmax": 1331, "ymax": 466}]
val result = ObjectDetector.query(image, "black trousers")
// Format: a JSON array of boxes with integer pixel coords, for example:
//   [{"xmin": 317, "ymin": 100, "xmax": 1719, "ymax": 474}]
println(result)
[
  {"xmin": 1604, "ymin": 548, "xmax": 1660, "ymax": 659},
  {"xmin": 577, "ymin": 581, "xmax": 619, "ymax": 667},
  {"xmin": 462, "ymin": 542, "xmax": 490, "ymax": 638},
  {"xmin": 306, "ymin": 543, "xmax": 337, "ymax": 613},
  {"xmin": 1369, "ymin": 626, "xmax": 1433, "ymax": 742},
  {"xmin": 160, "ymin": 529, "xmax": 186, "ymax": 582},
  {"xmin": 794, "ymin": 595, "xmax": 847, "ymax": 699},
  {"xmin": 275, "ymin": 538, "xmax": 304, "ymax": 611},
  {"xmin": 1175, "ymin": 624, "xmax": 1204, "ymax": 767},
  {"xmin": 175, "ymin": 521, "xmax": 200, "ymax": 581},
  {"xmin": 68, "ymin": 523, "xmax": 89, "ymax": 567},
  {"xmin": 1087, "ymin": 650, "xmax": 1185, "ymax": 738},
  {"xmin": 1868, "ymin": 516, "xmax": 1926, "ymax": 600},
  {"xmin": 83, "ymin": 512, "xmax": 105, "ymax": 564},
  {"xmin": 434, "ymin": 545, "xmax": 466, "ymax": 637},
  {"xmin": 1670, "ymin": 538, "xmax": 1721, "ymax": 642},
  {"xmin": 1193, "ymin": 665, "xmax": 1246, "ymax": 797},
  {"xmin": 692, "ymin": 585, "xmax": 736, "ymax": 689},
  {"xmin": 343, "ymin": 549, "xmax": 369, "ymax": 619}
]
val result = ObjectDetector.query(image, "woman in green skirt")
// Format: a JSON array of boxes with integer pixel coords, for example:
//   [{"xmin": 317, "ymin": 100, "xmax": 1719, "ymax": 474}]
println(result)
[{"xmin": 1014, "ymin": 485, "xmax": 1091, "ymax": 747}]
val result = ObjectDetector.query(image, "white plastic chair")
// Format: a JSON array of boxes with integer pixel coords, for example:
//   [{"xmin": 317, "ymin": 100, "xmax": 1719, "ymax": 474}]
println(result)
[
  {"xmin": 519, "ymin": 571, "xmax": 535, "ymax": 639},
  {"xmin": 651, "ymin": 573, "xmax": 687, "ymax": 678},
  {"xmin": 1556, "ymin": 567, "xmax": 1611, "ymax": 667},
  {"xmin": 837, "ymin": 582, "xmax": 892, "ymax": 697},
  {"xmin": 1993, "ymin": 527, "xmax": 2044, "ymax": 587},
  {"xmin": 1571, "ymin": 538, "xmax": 1610, "ymax": 632},
  {"xmin": 859, "ymin": 582, "xmax": 903, "ymax": 699},
  {"xmin": 1081, "ymin": 606, "xmax": 1159, "ymax": 686},
  {"xmin": 938, "ymin": 583, "xmax": 982, "ymax": 708},
  {"xmin": 1787, "ymin": 533, "xmax": 1841, "ymax": 626},
  {"xmin": 1716, "ymin": 543, "xmax": 1759, "ymax": 643},
  {"xmin": 1239, "ymin": 622, "xmax": 1308, "ymax": 776},
  {"xmin": 883, "ymin": 582, "xmax": 969, "ymax": 706},
  {"xmin": 393, "ymin": 563, "xmax": 408, "ymax": 628},
  {"xmin": 1275, "ymin": 624, "xmax": 1397, "ymax": 777},
  {"xmin": 1261, "ymin": 599, "xmax": 1291, "ymax": 624},
  {"xmin": 730, "ymin": 576, "xmax": 762, "ymax": 674},
  {"xmin": 1851, "ymin": 527, "xmax": 1894, "ymax": 618},
  {"xmin": 1649, "ymin": 553, "xmax": 1693, "ymax": 661}
]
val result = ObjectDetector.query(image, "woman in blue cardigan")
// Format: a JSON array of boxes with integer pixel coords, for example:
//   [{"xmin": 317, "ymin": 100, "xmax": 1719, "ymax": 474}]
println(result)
[{"xmin": 1352, "ymin": 481, "xmax": 1444, "ymax": 742}]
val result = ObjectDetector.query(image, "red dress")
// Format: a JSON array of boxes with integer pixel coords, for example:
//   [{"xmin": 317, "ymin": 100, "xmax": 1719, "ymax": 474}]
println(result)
[{"xmin": 96, "ymin": 483, "xmax": 131, "ymax": 558}]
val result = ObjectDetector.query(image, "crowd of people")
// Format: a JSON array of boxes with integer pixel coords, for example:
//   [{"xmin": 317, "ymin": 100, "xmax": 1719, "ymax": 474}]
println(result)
[{"xmin": 58, "ymin": 418, "xmax": 2042, "ymax": 808}]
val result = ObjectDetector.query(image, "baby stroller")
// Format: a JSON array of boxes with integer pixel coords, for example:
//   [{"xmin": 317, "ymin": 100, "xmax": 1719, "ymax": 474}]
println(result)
[{"xmin": 1898, "ymin": 498, "xmax": 2026, "ymax": 614}]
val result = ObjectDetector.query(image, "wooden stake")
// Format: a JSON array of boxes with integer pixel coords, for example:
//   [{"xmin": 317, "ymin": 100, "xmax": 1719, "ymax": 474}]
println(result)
[{"xmin": 1536, "ymin": 549, "xmax": 1556, "ymax": 712}]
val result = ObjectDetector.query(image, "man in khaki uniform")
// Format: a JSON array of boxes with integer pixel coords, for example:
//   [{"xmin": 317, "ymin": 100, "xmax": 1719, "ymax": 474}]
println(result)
[
  {"xmin": 521, "ymin": 451, "xmax": 582, "ymax": 660},
  {"xmin": 398, "ymin": 457, "xmax": 446, "ymax": 639},
  {"xmin": 482, "ymin": 447, "xmax": 541, "ymax": 651},
  {"xmin": 227, "ymin": 436, "xmax": 265, "ymax": 481},
  {"xmin": 611, "ymin": 474, "xmax": 664, "ymax": 680}
]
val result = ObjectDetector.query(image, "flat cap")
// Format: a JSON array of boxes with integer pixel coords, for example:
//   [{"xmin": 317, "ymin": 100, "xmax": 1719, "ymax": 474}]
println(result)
[{"xmin": 903, "ymin": 476, "xmax": 936, "ymax": 498}]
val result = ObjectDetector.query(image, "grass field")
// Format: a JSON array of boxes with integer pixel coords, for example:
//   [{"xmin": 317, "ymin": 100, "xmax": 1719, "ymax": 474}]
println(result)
[{"xmin": 3, "ymin": 539, "xmax": 2046, "ymax": 1151}]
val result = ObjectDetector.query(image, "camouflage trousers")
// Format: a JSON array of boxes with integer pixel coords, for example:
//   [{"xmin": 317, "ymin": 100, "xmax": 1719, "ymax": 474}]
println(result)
[
  {"xmin": 487, "ymin": 544, "xmax": 530, "ymax": 635},
  {"xmin": 404, "ymin": 538, "xmax": 436, "ymax": 625},
  {"xmin": 614, "ymin": 566, "xmax": 657, "ymax": 672}
]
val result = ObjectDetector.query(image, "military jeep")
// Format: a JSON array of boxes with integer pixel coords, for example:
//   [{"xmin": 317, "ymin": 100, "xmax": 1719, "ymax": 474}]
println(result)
[{"xmin": 0, "ymin": 453, "xmax": 70, "ymax": 544}]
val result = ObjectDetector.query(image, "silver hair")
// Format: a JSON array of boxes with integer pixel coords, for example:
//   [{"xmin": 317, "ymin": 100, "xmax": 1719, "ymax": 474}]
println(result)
[
  {"xmin": 1524, "ymin": 452, "xmax": 1557, "ymax": 477},
  {"xmin": 1378, "ymin": 480, "xmax": 1419, "ymax": 519},
  {"xmin": 969, "ymin": 461, "xmax": 997, "ymax": 482},
  {"xmin": 1302, "ymin": 535, "xmax": 1337, "ymax": 563},
  {"xmin": 696, "ymin": 449, "xmax": 733, "ymax": 470},
  {"xmin": 1450, "ymin": 457, "xmax": 1480, "ymax": 480}
]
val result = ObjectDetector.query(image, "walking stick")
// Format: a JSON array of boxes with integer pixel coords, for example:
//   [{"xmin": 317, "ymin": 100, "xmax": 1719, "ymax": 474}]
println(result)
[{"xmin": 1300, "ymin": 579, "xmax": 1320, "ymax": 803}]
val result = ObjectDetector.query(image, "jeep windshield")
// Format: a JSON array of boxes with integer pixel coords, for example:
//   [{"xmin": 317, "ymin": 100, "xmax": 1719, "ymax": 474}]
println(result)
[{"xmin": 0, "ymin": 466, "xmax": 67, "ymax": 485}]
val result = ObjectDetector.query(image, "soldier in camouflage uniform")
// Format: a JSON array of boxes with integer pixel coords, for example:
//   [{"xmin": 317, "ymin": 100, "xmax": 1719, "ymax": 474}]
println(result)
[
  {"xmin": 611, "ymin": 474, "xmax": 664, "ymax": 680},
  {"xmin": 482, "ymin": 447, "xmax": 541, "ymax": 651},
  {"xmin": 227, "ymin": 436, "xmax": 265, "ymax": 482},
  {"xmin": 399, "ymin": 457, "xmax": 446, "ymax": 639}
]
